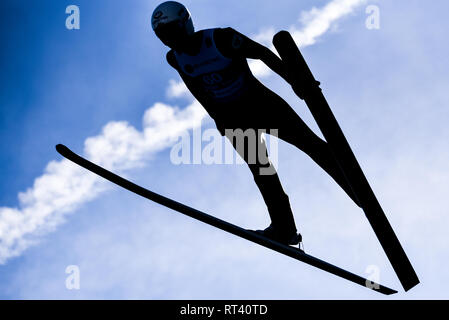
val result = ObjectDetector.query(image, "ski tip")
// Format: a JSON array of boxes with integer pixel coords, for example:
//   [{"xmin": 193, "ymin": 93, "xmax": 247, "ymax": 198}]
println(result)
[
  {"xmin": 55, "ymin": 144, "xmax": 70, "ymax": 156},
  {"xmin": 272, "ymin": 30, "xmax": 292, "ymax": 46}
]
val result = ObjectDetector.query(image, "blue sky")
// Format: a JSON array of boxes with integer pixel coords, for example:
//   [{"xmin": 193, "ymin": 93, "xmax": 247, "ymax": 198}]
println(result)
[{"xmin": 1, "ymin": 0, "xmax": 449, "ymax": 299}]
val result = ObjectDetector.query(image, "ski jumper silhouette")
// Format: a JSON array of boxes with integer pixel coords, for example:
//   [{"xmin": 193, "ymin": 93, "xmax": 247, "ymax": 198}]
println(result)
[{"xmin": 151, "ymin": 1, "xmax": 359, "ymax": 245}]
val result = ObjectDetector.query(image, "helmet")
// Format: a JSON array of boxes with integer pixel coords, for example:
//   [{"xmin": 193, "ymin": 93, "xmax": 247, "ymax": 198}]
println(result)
[{"xmin": 151, "ymin": 1, "xmax": 194, "ymax": 45}]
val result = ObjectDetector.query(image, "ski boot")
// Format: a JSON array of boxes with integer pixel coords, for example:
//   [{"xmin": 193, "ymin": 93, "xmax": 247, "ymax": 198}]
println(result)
[{"xmin": 254, "ymin": 224, "xmax": 303, "ymax": 249}]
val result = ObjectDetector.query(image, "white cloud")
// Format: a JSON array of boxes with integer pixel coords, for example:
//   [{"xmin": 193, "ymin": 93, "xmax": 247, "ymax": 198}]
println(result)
[
  {"xmin": 290, "ymin": 0, "xmax": 365, "ymax": 47},
  {"xmin": 0, "ymin": 0, "xmax": 365, "ymax": 265},
  {"xmin": 250, "ymin": 0, "xmax": 366, "ymax": 77},
  {"xmin": 166, "ymin": 79, "xmax": 191, "ymax": 99}
]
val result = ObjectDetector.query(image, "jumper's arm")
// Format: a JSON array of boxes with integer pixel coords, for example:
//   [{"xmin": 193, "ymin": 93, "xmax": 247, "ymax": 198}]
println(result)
[
  {"xmin": 214, "ymin": 27, "xmax": 290, "ymax": 83},
  {"xmin": 214, "ymin": 27, "xmax": 320, "ymax": 99}
]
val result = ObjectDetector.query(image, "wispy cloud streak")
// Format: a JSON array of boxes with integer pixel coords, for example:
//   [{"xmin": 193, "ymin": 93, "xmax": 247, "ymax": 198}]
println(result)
[{"xmin": 0, "ymin": 102, "xmax": 206, "ymax": 264}]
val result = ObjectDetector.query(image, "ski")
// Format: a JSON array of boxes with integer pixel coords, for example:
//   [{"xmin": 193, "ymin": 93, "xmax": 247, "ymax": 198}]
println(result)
[
  {"xmin": 272, "ymin": 30, "xmax": 419, "ymax": 291},
  {"xmin": 56, "ymin": 144, "xmax": 397, "ymax": 295}
]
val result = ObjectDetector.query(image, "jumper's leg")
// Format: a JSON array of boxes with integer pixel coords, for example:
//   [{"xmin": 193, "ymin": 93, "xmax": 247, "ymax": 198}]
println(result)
[{"xmin": 224, "ymin": 128, "xmax": 299, "ymax": 240}]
